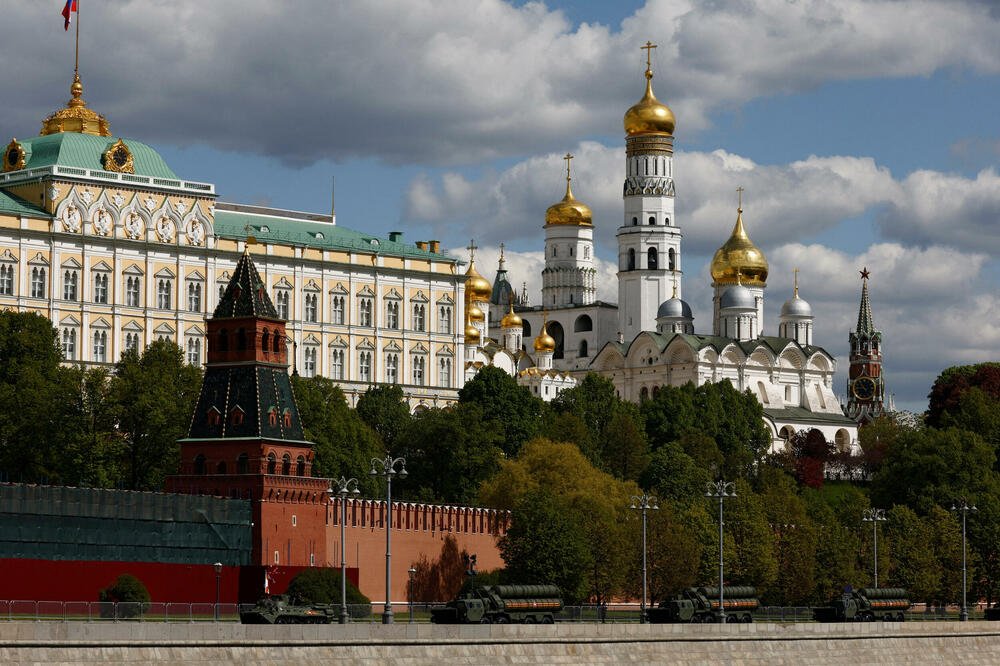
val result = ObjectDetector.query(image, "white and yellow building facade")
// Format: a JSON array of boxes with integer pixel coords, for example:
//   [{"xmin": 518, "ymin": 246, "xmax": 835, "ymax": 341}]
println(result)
[{"xmin": 0, "ymin": 77, "xmax": 466, "ymax": 410}]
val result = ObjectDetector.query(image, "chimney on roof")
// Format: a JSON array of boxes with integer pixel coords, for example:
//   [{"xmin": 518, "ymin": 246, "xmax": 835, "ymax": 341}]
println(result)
[
  {"xmin": 389, "ymin": 231, "xmax": 403, "ymax": 243},
  {"xmin": 415, "ymin": 241, "xmax": 429, "ymax": 251},
  {"xmin": 429, "ymin": 240, "xmax": 440, "ymax": 253}
]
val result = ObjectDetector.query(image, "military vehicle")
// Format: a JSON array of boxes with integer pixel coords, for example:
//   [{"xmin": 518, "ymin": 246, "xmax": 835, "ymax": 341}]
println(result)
[
  {"xmin": 647, "ymin": 586, "xmax": 758, "ymax": 623},
  {"xmin": 239, "ymin": 594, "xmax": 338, "ymax": 624},
  {"xmin": 430, "ymin": 584, "xmax": 562, "ymax": 624},
  {"xmin": 813, "ymin": 587, "xmax": 909, "ymax": 622},
  {"xmin": 984, "ymin": 604, "xmax": 1000, "ymax": 620}
]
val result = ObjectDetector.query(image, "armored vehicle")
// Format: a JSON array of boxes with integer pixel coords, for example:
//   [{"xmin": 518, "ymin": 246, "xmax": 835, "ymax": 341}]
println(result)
[
  {"xmin": 986, "ymin": 604, "xmax": 1000, "ymax": 621},
  {"xmin": 430, "ymin": 584, "xmax": 562, "ymax": 624},
  {"xmin": 239, "ymin": 594, "xmax": 337, "ymax": 624},
  {"xmin": 647, "ymin": 586, "xmax": 758, "ymax": 623},
  {"xmin": 813, "ymin": 587, "xmax": 909, "ymax": 622}
]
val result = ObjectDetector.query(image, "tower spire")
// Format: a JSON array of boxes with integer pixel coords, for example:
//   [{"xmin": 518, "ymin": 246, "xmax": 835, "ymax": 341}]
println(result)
[{"xmin": 856, "ymin": 267, "xmax": 875, "ymax": 335}]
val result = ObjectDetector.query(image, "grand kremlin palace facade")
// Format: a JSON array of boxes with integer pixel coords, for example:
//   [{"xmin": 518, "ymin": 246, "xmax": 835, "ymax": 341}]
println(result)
[{"xmin": 0, "ymin": 82, "xmax": 466, "ymax": 412}]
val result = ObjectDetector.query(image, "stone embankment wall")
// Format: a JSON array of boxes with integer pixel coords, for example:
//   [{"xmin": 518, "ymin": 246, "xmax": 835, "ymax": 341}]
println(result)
[{"xmin": 2, "ymin": 621, "xmax": 1000, "ymax": 664}]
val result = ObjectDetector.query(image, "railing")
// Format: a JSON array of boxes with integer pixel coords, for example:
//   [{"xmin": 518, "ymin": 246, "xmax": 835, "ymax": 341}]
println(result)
[
  {"xmin": 0, "ymin": 165, "xmax": 215, "ymax": 194},
  {"xmin": 0, "ymin": 601, "xmax": 992, "ymax": 623}
]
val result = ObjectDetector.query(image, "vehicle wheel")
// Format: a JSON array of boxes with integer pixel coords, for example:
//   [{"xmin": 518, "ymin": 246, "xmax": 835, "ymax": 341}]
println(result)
[
  {"xmin": 726, "ymin": 615, "xmax": 738, "ymax": 623},
  {"xmin": 864, "ymin": 613, "xmax": 875, "ymax": 622},
  {"xmin": 523, "ymin": 617, "xmax": 536, "ymax": 624},
  {"xmin": 742, "ymin": 614, "xmax": 753, "ymax": 624},
  {"xmin": 897, "ymin": 613, "xmax": 906, "ymax": 622},
  {"xmin": 541, "ymin": 616, "xmax": 554, "ymax": 624},
  {"xmin": 479, "ymin": 617, "xmax": 491, "ymax": 624},
  {"xmin": 495, "ymin": 616, "xmax": 509, "ymax": 624}
]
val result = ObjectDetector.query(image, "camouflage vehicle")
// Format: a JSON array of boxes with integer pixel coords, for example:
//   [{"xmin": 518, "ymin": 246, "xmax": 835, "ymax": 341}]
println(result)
[
  {"xmin": 985, "ymin": 604, "xmax": 1000, "ymax": 621},
  {"xmin": 647, "ymin": 586, "xmax": 758, "ymax": 624},
  {"xmin": 239, "ymin": 594, "xmax": 337, "ymax": 624},
  {"xmin": 430, "ymin": 584, "xmax": 562, "ymax": 624},
  {"xmin": 813, "ymin": 587, "xmax": 910, "ymax": 622}
]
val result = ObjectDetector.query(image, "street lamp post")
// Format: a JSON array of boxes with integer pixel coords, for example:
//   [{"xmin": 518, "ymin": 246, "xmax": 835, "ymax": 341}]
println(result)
[
  {"xmin": 328, "ymin": 476, "xmax": 360, "ymax": 624},
  {"xmin": 862, "ymin": 508, "xmax": 887, "ymax": 587},
  {"xmin": 370, "ymin": 456, "xmax": 407, "ymax": 624},
  {"xmin": 706, "ymin": 480, "xmax": 736, "ymax": 623},
  {"xmin": 213, "ymin": 562, "xmax": 222, "ymax": 621},
  {"xmin": 951, "ymin": 498, "xmax": 977, "ymax": 622},
  {"xmin": 629, "ymin": 494, "xmax": 659, "ymax": 623},
  {"xmin": 408, "ymin": 567, "xmax": 417, "ymax": 623}
]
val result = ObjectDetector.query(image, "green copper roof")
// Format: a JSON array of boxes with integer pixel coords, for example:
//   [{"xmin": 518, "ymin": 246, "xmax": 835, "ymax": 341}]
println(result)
[
  {"xmin": 14, "ymin": 133, "xmax": 178, "ymax": 179},
  {"xmin": 0, "ymin": 190, "xmax": 49, "ymax": 218},
  {"xmin": 214, "ymin": 208, "xmax": 456, "ymax": 263},
  {"xmin": 609, "ymin": 330, "xmax": 829, "ymax": 361},
  {"xmin": 763, "ymin": 406, "xmax": 856, "ymax": 427}
]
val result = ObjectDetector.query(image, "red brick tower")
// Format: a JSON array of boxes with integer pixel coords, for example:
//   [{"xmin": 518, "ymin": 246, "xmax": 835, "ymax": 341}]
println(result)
[
  {"xmin": 166, "ymin": 248, "xmax": 329, "ymax": 569},
  {"xmin": 845, "ymin": 267, "xmax": 888, "ymax": 425}
]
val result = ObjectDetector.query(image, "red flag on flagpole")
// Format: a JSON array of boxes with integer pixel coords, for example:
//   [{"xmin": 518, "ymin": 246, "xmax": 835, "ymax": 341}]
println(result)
[{"xmin": 62, "ymin": 1, "xmax": 78, "ymax": 31}]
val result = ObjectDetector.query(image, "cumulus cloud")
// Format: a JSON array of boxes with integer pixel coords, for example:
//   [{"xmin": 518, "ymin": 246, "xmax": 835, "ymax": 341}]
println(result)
[{"xmin": 4, "ymin": 1, "xmax": 1000, "ymax": 165}]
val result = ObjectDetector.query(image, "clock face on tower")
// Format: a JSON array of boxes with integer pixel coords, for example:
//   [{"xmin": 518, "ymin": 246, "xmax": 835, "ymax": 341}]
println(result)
[{"xmin": 852, "ymin": 376, "xmax": 876, "ymax": 401}]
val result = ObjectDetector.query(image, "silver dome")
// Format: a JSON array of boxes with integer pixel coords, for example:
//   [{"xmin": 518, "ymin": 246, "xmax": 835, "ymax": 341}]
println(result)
[
  {"xmin": 657, "ymin": 297, "xmax": 693, "ymax": 320},
  {"xmin": 720, "ymin": 284, "xmax": 755, "ymax": 310},
  {"xmin": 781, "ymin": 296, "xmax": 813, "ymax": 317}
]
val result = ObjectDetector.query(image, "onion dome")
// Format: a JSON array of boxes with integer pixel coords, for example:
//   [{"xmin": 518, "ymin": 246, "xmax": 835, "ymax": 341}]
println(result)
[
  {"xmin": 464, "ymin": 259, "xmax": 492, "ymax": 302},
  {"xmin": 464, "ymin": 312, "xmax": 481, "ymax": 345},
  {"xmin": 624, "ymin": 66, "xmax": 675, "ymax": 136},
  {"xmin": 657, "ymin": 297, "xmax": 693, "ymax": 320},
  {"xmin": 501, "ymin": 303, "xmax": 522, "ymax": 328},
  {"xmin": 545, "ymin": 154, "xmax": 593, "ymax": 226},
  {"xmin": 720, "ymin": 284, "xmax": 755, "ymax": 310},
  {"xmin": 40, "ymin": 75, "xmax": 111, "ymax": 137},
  {"xmin": 781, "ymin": 296, "xmax": 812, "ymax": 317},
  {"xmin": 533, "ymin": 321, "xmax": 556, "ymax": 353},
  {"xmin": 710, "ymin": 206, "xmax": 768, "ymax": 285},
  {"xmin": 467, "ymin": 303, "xmax": 485, "ymax": 323}
]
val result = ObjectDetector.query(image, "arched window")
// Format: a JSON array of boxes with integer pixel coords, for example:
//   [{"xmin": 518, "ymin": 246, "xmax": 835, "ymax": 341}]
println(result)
[
  {"xmin": 547, "ymin": 321, "xmax": 565, "ymax": 360},
  {"xmin": 574, "ymin": 314, "xmax": 593, "ymax": 332},
  {"xmin": 648, "ymin": 216, "xmax": 655, "ymax": 225},
  {"xmin": 627, "ymin": 249, "xmax": 636, "ymax": 271},
  {"xmin": 668, "ymin": 248, "xmax": 676, "ymax": 271},
  {"xmin": 267, "ymin": 453, "xmax": 276, "ymax": 474},
  {"xmin": 261, "ymin": 329, "xmax": 270, "ymax": 353},
  {"xmin": 296, "ymin": 455, "xmax": 306, "ymax": 476},
  {"xmin": 194, "ymin": 454, "xmax": 206, "ymax": 475},
  {"xmin": 237, "ymin": 327, "xmax": 247, "ymax": 350},
  {"xmin": 579, "ymin": 339, "xmax": 588, "ymax": 358},
  {"xmin": 218, "ymin": 329, "xmax": 229, "ymax": 352},
  {"xmin": 639, "ymin": 387, "xmax": 649, "ymax": 401},
  {"xmin": 631, "ymin": 216, "xmax": 638, "ymax": 226},
  {"xmin": 647, "ymin": 247, "xmax": 658, "ymax": 271},
  {"xmin": 273, "ymin": 332, "xmax": 282, "ymax": 354},
  {"xmin": 282, "ymin": 454, "xmax": 291, "ymax": 475},
  {"xmin": 237, "ymin": 453, "xmax": 249, "ymax": 474},
  {"xmin": 216, "ymin": 461, "xmax": 227, "ymax": 475}
]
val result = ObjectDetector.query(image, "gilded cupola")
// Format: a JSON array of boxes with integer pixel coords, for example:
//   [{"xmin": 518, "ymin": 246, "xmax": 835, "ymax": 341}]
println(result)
[
  {"xmin": 501, "ymin": 303, "xmax": 522, "ymax": 328},
  {"xmin": 624, "ymin": 42, "xmax": 675, "ymax": 137},
  {"xmin": 710, "ymin": 194, "xmax": 768, "ymax": 286},
  {"xmin": 533, "ymin": 320, "xmax": 556, "ymax": 353},
  {"xmin": 545, "ymin": 153, "xmax": 593, "ymax": 226},
  {"xmin": 463, "ymin": 241, "xmax": 492, "ymax": 302},
  {"xmin": 464, "ymin": 310, "xmax": 481, "ymax": 345},
  {"xmin": 40, "ymin": 74, "xmax": 111, "ymax": 137}
]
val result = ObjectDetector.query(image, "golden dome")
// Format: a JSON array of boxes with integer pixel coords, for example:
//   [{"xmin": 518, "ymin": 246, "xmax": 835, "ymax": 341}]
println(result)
[
  {"xmin": 710, "ymin": 207, "xmax": 769, "ymax": 285},
  {"xmin": 624, "ymin": 68, "xmax": 675, "ymax": 137},
  {"xmin": 545, "ymin": 180, "xmax": 593, "ymax": 226},
  {"xmin": 468, "ymin": 303, "xmax": 485, "ymax": 322},
  {"xmin": 40, "ymin": 74, "xmax": 111, "ymax": 137},
  {"xmin": 464, "ymin": 259, "xmax": 492, "ymax": 302},
  {"xmin": 464, "ymin": 312, "xmax": 481, "ymax": 345},
  {"xmin": 501, "ymin": 303, "xmax": 522, "ymax": 328},
  {"xmin": 533, "ymin": 321, "xmax": 556, "ymax": 353}
]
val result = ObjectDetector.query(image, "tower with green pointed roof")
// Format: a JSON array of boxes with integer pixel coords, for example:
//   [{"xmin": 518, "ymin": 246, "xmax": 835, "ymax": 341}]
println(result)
[{"xmin": 846, "ymin": 268, "xmax": 888, "ymax": 424}]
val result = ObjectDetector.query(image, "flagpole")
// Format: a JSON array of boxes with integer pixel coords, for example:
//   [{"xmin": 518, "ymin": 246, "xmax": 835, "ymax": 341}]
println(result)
[{"xmin": 75, "ymin": 1, "xmax": 80, "ymax": 76}]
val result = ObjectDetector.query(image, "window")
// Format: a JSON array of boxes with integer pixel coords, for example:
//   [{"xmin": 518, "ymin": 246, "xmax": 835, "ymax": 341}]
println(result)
[
  {"xmin": 359, "ymin": 351, "xmax": 372, "ymax": 382},
  {"xmin": 304, "ymin": 293, "xmax": 318, "ymax": 322},
  {"xmin": 187, "ymin": 337, "xmax": 201, "ymax": 365},
  {"xmin": 631, "ymin": 216, "xmax": 638, "ymax": 226},
  {"xmin": 91, "ymin": 273, "xmax": 108, "ymax": 304},
  {"xmin": 267, "ymin": 453, "xmax": 277, "ymax": 474},
  {"xmin": 412, "ymin": 355, "xmax": 425, "ymax": 386},
  {"xmin": 261, "ymin": 329, "xmax": 270, "ymax": 353},
  {"xmin": 438, "ymin": 357, "xmax": 452, "ymax": 388},
  {"xmin": 438, "ymin": 306, "xmax": 452, "ymax": 334},
  {"xmin": 386, "ymin": 300, "xmax": 399, "ymax": 329},
  {"xmin": 579, "ymin": 340, "xmax": 588, "ymax": 358},
  {"xmin": 237, "ymin": 327, "xmax": 247, "ymax": 350},
  {"xmin": 156, "ymin": 279, "xmax": 172, "ymax": 309},
  {"xmin": 63, "ymin": 270, "xmax": 78, "ymax": 301},
  {"xmin": 126, "ymin": 276, "xmax": 141, "ymax": 307},
  {"xmin": 92, "ymin": 330, "xmax": 107, "ymax": 362},
  {"xmin": 574, "ymin": 315, "xmax": 593, "ymax": 332},
  {"xmin": 187, "ymin": 282, "xmax": 202, "ymax": 312},
  {"xmin": 648, "ymin": 216, "xmax": 655, "ymax": 225},
  {"xmin": 273, "ymin": 332, "xmax": 281, "ymax": 354},
  {"xmin": 219, "ymin": 284, "xmax": 225, "ymax": 302},
  {"xmin": 332, "ymin": 296, "xmax": 345, "ymax": 324},
  {"xmin": 331, "ymin": 348, "xmax": 345, "ymax": 380},
  {"xmin": 413, "ymin": 303, "xmax": 426, "ymax": 331},
  {"xmin": 218, "ymin": 328, "xmax": 229, "ymax": 352},
  {"xmin": 275, "ymin": 290, "xmax": 289, "ymax": 319},
  {"xmin": 194, "ymin": 454, "xmax": 206, "ymax": 475},
  {"xmin": 303, "ymin": 346, "xmax": 317, "ymax": 377},
  {"xmin": 627, "ymin": 248, "xmax": 636, "ymax": 271},
  {"xmin": 31, "ymin": 267, "xmax": 46, "ymax": 299},
  {"xmin": 282, "ymin": 454, "xmax": 291, "ymax": 475},
  {"xmin": 647, "ymin": 247, "xmax": 658, "ymax": 271},
  {"xmin": 217, "ymin": 461, "xmax": 227, "ymax": 475},
  {"xmin": 230, "ymin": 408, "xmax": 244, "ymax": 426},
  {"xmin": 125, "ymin": 332, "xmax": 140, "ymax": 352},
  {"xmin": 237, "ymin": 453, "xmax": 249, "ymax": 474},
  {"xmin": 359, "ymin": 297, "xmax": 373, "ymax": 327},
  {"xmin": 584, "ymin": 246, "xmax": 590, "ymax": 259},
  {"xmin": 296, "ymin": 456, "xmax": 306, "ymax": 476},
  {"xmin": 385, "ymin": 352, "xmax": 399, "ymax": 383},
  {"xmin": 62, "ymin": 328, "xmax": 76, "ymax": 360},
  {"xmin": 552, "ymin": 246, "xmax": 557, "ymax": 258},
  {"xmin": 0, "ymin": 264, "xmax": 13, "ymax": 295},
  {"xmin": 668, "ymin": 248, "xmax": 676, "ymax": 271}
]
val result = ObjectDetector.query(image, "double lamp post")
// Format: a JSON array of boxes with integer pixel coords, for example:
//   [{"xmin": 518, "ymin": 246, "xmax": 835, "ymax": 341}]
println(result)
[{"xmin": 370, "ymin": 455, "xmax": 407, "ymax": 624}]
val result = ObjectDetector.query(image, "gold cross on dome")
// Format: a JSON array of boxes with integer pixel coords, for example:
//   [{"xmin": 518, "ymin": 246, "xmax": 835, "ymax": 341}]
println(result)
[
  {"xmin": 500, "ymin": 242, "xmax": 505, "ymax": 260},
  {"xmin": 793, "ymin": 268, "xmax": 799, "ymax": 297},
  {"xmin": 737, "ymin": 186, "xmax": 744, "ymax": 211},
  {"xmin": 466, "ymin": 239, "xmax": 478, "ymax": 261},
  {"xmin": 641, "ymin": 41, "xmax": 657, "ymax": 68},
  {"xmin": 564, "ymin": 153, "xmax": 574, "ymax": 182}
]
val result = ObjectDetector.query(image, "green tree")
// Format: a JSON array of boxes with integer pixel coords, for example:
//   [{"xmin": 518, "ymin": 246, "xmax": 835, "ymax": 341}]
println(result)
[
  {"xmin": 549, "ymin": 373, "xmax": 619, "ymax": 437},
  {"xmin": 98, "ymin": 573, "xmax": 151, "ymax": 618},
  {"xmin": 801, "ymin": 488, "xmax": 859, "ymax": 603},
  {"xmin": 884, "ymin": 505, "xmax": 939, "ymax": 602},
  {"xmin": 756, "ymin": 468, "xmax": 817, "ymax": 605},
  {"xmin": 57, "ymin": 365, "xmax": 122, "ymax": 487},
  {"xmin": 598, "ymin": 408, "xmax": 648, "ymax": 481},
  {"xmin": 459, "ymin": 366, "xmax": 543, "ymax": 456},
  {"xmin": 540, "ymin": 412, "xmax": 596, "ymax": 462},
  {"xmin": 395, "ymin": 404, "xmax": 503, "ymax": 503},
  {"xmin": 292, "ymin": 376, "xmax": 382, "ymax": 494},
  {"xmin": 639, "ymin": 441, "xmax": 708, "ymax": 509},
  {"xmin": 109, "ymin": 340, "xmax": 202, "ymax": 490},
  {"xmin": 285, "ymin": 567, "xmax": 370, "ymax": 617},
  {"xmin": 499, "ymin": 488, "xmax": 590, "ymax": 603},
  {"xmin": 640, "ymin": 504, "xmax": 701, "ymax": 602},
  {"xmin": 355, "ymin": 384, "xmax": 411, "ymax": 451}
]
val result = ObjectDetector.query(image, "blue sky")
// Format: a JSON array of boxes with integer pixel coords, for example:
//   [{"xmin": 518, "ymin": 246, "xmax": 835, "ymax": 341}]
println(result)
[{"xmin": 4, "ymin": 0, "xmax": 1000, "ymax": 412}]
